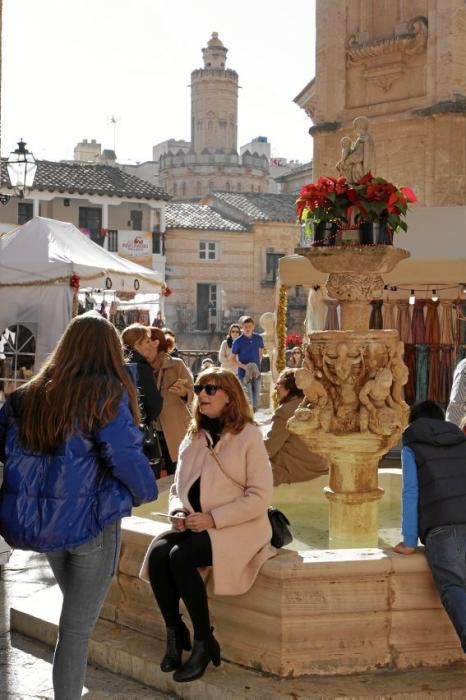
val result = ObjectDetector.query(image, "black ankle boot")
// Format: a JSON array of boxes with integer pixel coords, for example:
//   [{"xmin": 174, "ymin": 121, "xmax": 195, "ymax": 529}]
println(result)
[
  {"xmin": 173, "ymin": 628, "xmax": 221, "ymax": 683},
  {"xmin": 160, "ymin": 621, "xmax": 192, "ymax": 672}
]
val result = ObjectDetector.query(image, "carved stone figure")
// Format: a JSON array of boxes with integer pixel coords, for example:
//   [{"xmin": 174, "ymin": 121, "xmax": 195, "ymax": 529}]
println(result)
[
  {"xmin": 336, "ymin": 116, "xmax": 376, "ymax": 182},
  {"xmin": 389, "ymin": 341, "xmax": 409, "ymax": 404},
  {"xmin": 294, "ymin": 364, "xmax": 332, "ymax": 432},
  {"xmin": 322, "ymin": 343, "xmax": 365, "ymax": 431},
  {"xmin": 335, "ymin": 136, "xmax": 353, "ymax": 180},
  {"xmin": 359, "ymin": 367, "xmax": 401, "ymax": 436}
]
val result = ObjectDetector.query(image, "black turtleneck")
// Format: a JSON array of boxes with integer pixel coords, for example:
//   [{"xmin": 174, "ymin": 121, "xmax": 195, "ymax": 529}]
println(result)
[{"xmin": 188, "ymin": 416, "xmax": 224, "ymax": 512}]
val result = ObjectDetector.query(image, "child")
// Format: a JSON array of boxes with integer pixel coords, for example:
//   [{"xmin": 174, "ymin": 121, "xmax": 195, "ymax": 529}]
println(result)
[{"xmin": 394, "ymin": 400, "xmax": 466, "ymax": 651}]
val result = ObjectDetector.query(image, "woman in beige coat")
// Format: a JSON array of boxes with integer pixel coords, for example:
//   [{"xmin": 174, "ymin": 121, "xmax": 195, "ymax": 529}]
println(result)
[
  {"xmin": 150, "ymin": 328, "xmax": 194, "ymax": 474},
  {"xmin": 145, "ymin": 367, "xmax": 275, "ymax": 683},
  {"xmin": 265, "ymin": 369, "xmax": 329, "ymax": 485}
]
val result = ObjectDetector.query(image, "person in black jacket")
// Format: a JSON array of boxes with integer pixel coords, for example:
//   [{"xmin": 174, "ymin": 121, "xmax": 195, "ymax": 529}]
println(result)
[
  {"xmin": 394, "ymin": 400, "xmax": 466, "ymax": 652},
  {"xmin": 122, "ymin": 324, "xmax": 163, "ymax": 424},
  {"xmin": 122, "ymin": 325, "xmax": 163, "ymax": 472}
]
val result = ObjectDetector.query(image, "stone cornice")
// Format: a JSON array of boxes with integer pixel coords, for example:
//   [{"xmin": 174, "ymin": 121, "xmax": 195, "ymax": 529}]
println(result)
[
  {"xmin": 414, "ymin": 96, "xmax": 466, "ymax": 117},
  {"xmin": 347, "ymin": 16, "xmax": 428, "ymax": 65},
  {"xmin": 309, "ymin": 121, "xmax": 341, "ymax": 136}
]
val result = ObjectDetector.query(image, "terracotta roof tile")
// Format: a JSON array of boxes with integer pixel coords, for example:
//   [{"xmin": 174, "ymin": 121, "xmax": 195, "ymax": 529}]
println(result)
[
  {"xmin": 165, "ymin": 202, "xmax": 247, "ymax": 231},
  {"xmin": 0, "ymin": 159, "xmax": 170, "ymax": 200}
]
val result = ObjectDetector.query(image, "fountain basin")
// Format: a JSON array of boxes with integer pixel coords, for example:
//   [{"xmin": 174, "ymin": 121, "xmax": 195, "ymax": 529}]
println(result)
[
  {"xmin": 295, "ymin": 245, "xmax": 410, "ymax": 274},
  {"xmin": 99, "ymin": 472, "xmax": 464, "ymax": 678}
]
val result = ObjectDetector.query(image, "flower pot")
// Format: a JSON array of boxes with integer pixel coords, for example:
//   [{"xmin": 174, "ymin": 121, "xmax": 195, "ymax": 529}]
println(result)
[
  {"xmin": 359, "ymin": 220, "xmax": 393, "ymax": 245},
  {"xmin": 314, "ymin": 221, "xmax": 338, "ymax": 247}
]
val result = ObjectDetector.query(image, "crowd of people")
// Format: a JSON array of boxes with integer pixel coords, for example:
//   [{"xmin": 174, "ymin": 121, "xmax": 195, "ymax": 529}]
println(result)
[{"xmin": 1, "ymin": 311, "xmax": 466, "ymax": 695}]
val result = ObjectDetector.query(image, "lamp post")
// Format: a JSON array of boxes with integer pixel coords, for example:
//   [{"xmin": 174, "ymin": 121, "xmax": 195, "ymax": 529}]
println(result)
[{"xmin": 6, "ymin": 139, "xmax": 37, "ymax": 198}]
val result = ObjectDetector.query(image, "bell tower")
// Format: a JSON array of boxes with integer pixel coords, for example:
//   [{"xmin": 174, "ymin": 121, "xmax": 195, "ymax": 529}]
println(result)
[
  {"xmin": 297, "ymin": 0, "xmax": 466, "ymax": 207},
  {"xmin": 190, "ymin": 32, "xmax": 239, "ymax": 155}
]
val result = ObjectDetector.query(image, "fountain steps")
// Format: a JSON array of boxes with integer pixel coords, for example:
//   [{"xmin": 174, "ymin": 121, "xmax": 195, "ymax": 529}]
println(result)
[{"xmin": 10, "ymin": 584, "xmax": 466, "ymax": 699}]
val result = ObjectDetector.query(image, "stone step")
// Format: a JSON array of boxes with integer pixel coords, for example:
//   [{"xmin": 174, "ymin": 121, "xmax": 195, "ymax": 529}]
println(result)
[{"xmin": 10, "ymin": 585, "xmax": 466, "ymax": 700}]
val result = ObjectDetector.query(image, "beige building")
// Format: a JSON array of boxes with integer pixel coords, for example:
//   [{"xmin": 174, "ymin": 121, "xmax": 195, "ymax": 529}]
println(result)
[
  {"xmin": 0, "ymin": 159, "xmax": 169, "ymax": 275},
  {"xmin": 157, "ymin": 33, "xmax": 270, "ymax": 200},
  {"xmin": 295, "ymin": 0, "xmax": 466, "ymax": 208},
  {"xmin": 163, "ymin": 192, "xmax": 305, "ymax": 344}
]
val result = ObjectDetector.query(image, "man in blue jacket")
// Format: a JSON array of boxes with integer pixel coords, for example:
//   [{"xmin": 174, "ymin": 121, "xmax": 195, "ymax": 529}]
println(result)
[
  {"xmin": 394, "ymin": 400, "xmax": 466, "ymax": 652},
  {"xmin": 231, "ymin": 317, "xmax": 264, "ymax": 412}
]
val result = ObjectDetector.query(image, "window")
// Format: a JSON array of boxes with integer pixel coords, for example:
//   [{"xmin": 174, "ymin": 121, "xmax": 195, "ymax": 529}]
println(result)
[
  {"xmin": 130, "ymin": 209, "xmax": 143, "ymax": 231},
  {"xmin": 107, "ymin": 229, "xmax": 118, "ymax": 252},
  {"xmin": 1, "ymin": 323, "xmax": 36, "ymax": 395},
  {"xmin": 152, "ymin": 229, "xmax": 164, "ymax": 255},
  {"xmin": 79, "ymin": 207, "xmax": 103, "ymax": 245},
  {"xmin": 173, "ymin": 183, "xmax": 178, "ymax": 197},
  {"xmin": 265, "ymin": 252, "xmax": 283, "ymax": 284},
  {"xmin": 199, "ymin": 240, "xmax": 218, "ymax": 261},
  {"xmin": 17, "ymin": 202, "xmax": 33, "ymax": 225},
  {"xmin": 181, "ymin": 182, "xmax": 186, "ymax": 196}
]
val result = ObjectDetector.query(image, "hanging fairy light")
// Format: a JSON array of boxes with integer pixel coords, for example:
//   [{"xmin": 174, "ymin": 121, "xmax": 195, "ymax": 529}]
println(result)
[
  {"xmin": 431, "ymin": 289, "xmax": 439, "ymax": 302},
  {"xmin": 409, "ymin": 289, "xmax": 416, "ymax": 305}
]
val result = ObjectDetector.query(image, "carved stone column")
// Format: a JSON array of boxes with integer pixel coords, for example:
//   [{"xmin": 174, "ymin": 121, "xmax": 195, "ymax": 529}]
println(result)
[{"xmin": 290, "ymin": 246, "xmax": 410, "ymax": 547}]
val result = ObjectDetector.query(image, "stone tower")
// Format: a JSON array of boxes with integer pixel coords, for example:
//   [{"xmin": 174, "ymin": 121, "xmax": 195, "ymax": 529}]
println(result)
[
  {"xmin": 158, "ymin": 33, "xmax": 269, "ymax": 199},
  {"xmin": 191, "ymin": 32, "xmax": 238, "ymax": 155},
  {"xmin": 296, "ymin": 0, "xmax": 466, "ymax": 207}
]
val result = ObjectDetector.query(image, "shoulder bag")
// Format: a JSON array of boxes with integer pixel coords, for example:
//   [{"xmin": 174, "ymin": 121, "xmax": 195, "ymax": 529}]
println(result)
[{"xmin": 206, "ymin": 441, "xmax": 292, "ymax": 548}]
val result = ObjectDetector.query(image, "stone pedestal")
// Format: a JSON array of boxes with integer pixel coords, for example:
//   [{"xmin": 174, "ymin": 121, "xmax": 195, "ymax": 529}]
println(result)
[{"xmin": 289, "ymin": 247, "xmax": 411, "ymax": 547}]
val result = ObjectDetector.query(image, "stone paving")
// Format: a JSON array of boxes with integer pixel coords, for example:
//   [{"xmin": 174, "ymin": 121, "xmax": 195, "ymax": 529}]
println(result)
[{"xmin": 0, "ymin": 551, "xmax": 172, "ymax": 699}]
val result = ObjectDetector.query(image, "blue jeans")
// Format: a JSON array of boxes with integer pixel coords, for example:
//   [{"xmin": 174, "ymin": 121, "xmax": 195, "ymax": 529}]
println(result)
[
  {"xmin": 425, "ymin": 523, "xmax": 466, "ymax": 652},
  {"xmin": 47, "ymin": 521, "xmax": 121, "ymax": 700},
  {"xmin": 244, "ymin": 376, "xmax": 261, "ymax": 412}
]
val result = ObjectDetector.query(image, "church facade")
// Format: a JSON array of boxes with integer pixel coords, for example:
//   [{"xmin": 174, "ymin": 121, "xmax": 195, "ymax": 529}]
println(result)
[{"xmin": 295, "ymin": 0, "xmax": 466, "ymax": 207}]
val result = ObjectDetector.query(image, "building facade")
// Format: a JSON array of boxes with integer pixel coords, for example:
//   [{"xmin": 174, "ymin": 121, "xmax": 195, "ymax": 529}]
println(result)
[
  {"xmin": 295, "ymin": 0, "xmax": 466, "ymax": 208},
  {"xmin": 163, "ymin": 192, "xmax": 305, "ymax": 344}
]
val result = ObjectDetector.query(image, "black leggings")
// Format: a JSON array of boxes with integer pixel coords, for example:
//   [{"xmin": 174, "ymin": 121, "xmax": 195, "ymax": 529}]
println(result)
[{"xmin": 148, "ymin": 530, "xmax": 213, "ymax": 640}]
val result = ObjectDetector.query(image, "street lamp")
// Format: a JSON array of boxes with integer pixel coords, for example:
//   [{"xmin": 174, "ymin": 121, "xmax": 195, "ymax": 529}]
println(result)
[{"xmin": 6, "ymin": 139, "xmax": 37, "ymax": 198}]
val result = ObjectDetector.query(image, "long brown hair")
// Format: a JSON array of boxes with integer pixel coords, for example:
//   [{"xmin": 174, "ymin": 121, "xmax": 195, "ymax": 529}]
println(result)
[
  {"xmin": 16, "ymin": 314, "xmax": 141, "ymax": 453},
  {"xmin": 188, "ymin": 367, "xmax": 254, "ymax": 436},
  {"xmin": 121, "ymin": 323, "xmax": 150, "ymax": 350},
  {"xmin": 150, "ymin": 327, "xmax": 169, "ymax": 353}
]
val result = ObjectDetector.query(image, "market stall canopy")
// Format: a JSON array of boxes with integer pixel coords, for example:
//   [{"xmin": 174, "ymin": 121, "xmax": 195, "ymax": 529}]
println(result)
[{"xmin": 0, "ymin": 216, "xmax": 164, "ymax": 292}]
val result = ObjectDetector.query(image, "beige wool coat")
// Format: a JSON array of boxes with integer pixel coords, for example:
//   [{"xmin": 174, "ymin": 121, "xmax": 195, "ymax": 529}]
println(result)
[
  {"xmin": 141, "ymin": 422, "xmax": 276, "ymax": 596},
  {"xmin": 265, "ymin": 396, "xmax": 329, "ymax": 485},
  {"xmin": 155, "ymin": 354, "xmax": 194, "ymax": 462}
]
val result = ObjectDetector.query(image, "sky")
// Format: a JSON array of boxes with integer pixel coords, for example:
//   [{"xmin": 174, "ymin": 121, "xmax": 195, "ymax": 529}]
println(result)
[{"xmin": 1, "ymin": 0, "xmax": 316, "ymax": 165}]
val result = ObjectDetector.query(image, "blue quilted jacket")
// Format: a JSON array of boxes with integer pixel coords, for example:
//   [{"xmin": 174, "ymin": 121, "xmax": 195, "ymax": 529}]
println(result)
[{"xmin": 0, "ymin": 390, "xmax": 157, "ymax": 552}]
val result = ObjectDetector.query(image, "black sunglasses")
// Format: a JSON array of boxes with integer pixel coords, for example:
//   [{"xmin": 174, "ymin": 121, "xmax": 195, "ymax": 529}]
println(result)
[{"xmin": 194, "ymin": 383, "xmax": 220, "ymax": 396}]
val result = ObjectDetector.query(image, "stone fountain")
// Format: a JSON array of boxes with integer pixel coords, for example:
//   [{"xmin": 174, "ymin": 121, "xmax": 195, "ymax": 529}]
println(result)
[{"xmin": 289, "ymin": 244, "xmax": 410, "ymax": 547}]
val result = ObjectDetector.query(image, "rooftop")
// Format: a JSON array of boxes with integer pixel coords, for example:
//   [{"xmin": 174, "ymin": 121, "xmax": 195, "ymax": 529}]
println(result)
[
  {"xmin": 165, "ymin": 202, "xmax": 247, "ymax": 231},
  {"xmin": 0, "ymin": 160, "xmax": 170, "ymax": 201}
]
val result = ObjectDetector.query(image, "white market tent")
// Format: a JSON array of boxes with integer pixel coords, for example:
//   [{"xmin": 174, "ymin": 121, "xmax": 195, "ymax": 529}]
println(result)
[{"xmin": 0, "ymin": 216, "xmax": 164, "ymax": 369}]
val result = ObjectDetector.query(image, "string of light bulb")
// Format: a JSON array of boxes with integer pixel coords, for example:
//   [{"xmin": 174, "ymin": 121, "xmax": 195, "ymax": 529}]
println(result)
[{"xmin": 382, "ymin": 283, "xmax": 466, "ymax": 305}]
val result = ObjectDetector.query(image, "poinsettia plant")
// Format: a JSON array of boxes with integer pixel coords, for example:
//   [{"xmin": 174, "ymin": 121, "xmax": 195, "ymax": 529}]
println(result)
[
  {"xmin": 296, "ymin": 176, "xmax": 352, "ymax": 227},
  {"xmin": 347, "ymin": 172, "xmax": 417, "ymax": 233},
  {"xmin": 286, "ymin": 333, "xmax": 303, "ymax": 349},
  {"xmin": 296, "ymin": 173, "xmax": 417, "ymax": 234}
]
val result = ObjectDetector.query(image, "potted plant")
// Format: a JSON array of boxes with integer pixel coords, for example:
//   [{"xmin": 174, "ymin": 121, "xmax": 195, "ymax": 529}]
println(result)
[
  {"xmin": 347, "ymin": 172, "xmax": 417, "ymax": 244},
  {"xmin": 296, "ymin": 177, "xmax": 352, "ymax": 246}
]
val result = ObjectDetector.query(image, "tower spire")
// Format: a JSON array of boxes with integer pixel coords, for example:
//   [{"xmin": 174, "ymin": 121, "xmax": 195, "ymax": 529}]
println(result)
[{"xmin": 202, "ymin": 32, "xmax": 228, "ymax": 69}]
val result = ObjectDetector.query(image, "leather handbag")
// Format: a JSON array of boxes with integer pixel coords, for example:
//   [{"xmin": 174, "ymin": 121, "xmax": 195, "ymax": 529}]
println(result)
[
  {"xmin": 267, "ymin": 506, "xmax": 292, "ymax": 548},
  {"xmin": 207, "ymin": 442, "xmax": 293, "ymax": 549},
  {"xmin": 142, "ymin": 423, "xmax": 165, "ymax": 478}
]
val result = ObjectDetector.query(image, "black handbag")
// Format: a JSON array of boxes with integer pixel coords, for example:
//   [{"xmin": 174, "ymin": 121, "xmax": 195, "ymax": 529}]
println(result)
[
  {"xmin": 268, "ymin": 507, "xmax": 292, "ymax": 548},
  {"xmin": 207, "ymin": 442, "xmax": 293, "ymax": 549},
  {"xmin": 141, "ymin": 423, "xmax": 165, "ymax": 478}
]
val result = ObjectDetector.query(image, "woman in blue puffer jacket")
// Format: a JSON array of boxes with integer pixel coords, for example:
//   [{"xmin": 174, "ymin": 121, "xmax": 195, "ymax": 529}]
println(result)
[{"xmin": 0, "ymin": 313, "xmax": 157, "ymax": 700}]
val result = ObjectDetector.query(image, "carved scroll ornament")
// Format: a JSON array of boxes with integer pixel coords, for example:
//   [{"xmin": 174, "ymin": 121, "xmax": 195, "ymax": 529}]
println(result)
[{"xmin": 347, "ymin": 16, "xmax": 428, "ymax": 65}]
